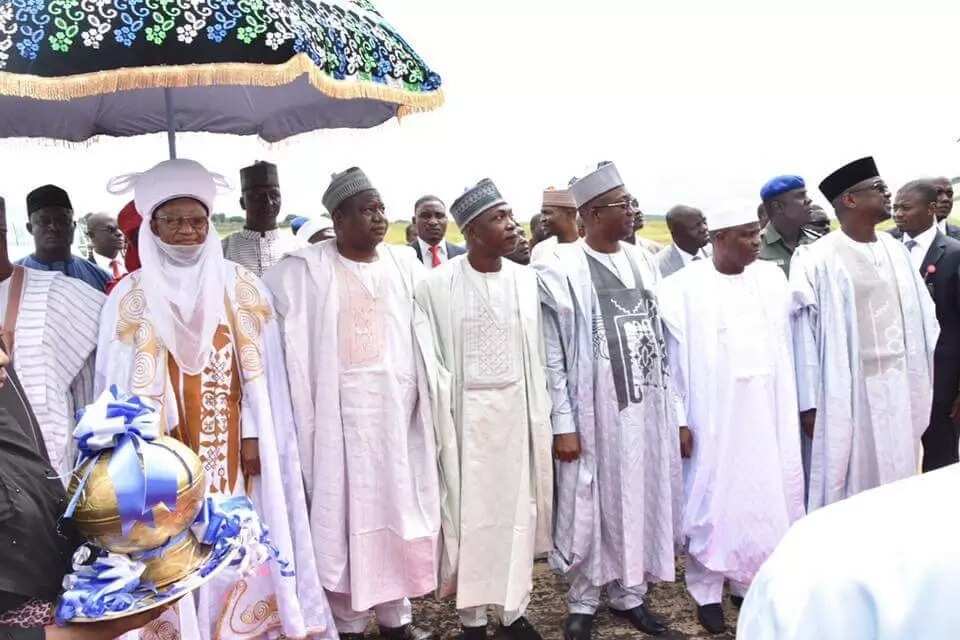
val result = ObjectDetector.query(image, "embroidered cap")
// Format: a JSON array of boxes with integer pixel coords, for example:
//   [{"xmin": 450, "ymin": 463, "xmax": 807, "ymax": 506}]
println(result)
[
  {"xmin": 706, "ymin": 207, "xmax": 760, "ymax": 232},
  {"xmin": 322, "ymin": 167, "xmax": 375, "ymax": 214},
  {"xmin": 451, "ymin": 179, "xmax": 506, "ymax": 229},
  {"xmin": 569, "ymin": 162, "xmax": 624, "ymax": 209},
  {"xmin": 542, "ymin": 188, "xmax": 577, "ymax": 209}
]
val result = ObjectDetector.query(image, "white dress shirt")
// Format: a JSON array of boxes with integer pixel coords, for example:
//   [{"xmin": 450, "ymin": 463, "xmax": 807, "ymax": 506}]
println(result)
[
  {"xmin": 92, "ymin": 251, "xmax": 126, "ymax": 277},
  {"xmin": 417, "ymin": 237, "xmax": 448, "ymax": 268},
  {"xmin": 677, "ymin": 245, "xmax": 709, "ymax": 266},
  {"xmin": 903, "ymin": 224, "xmax": 937, "ymax": 273},
  {"xmin": 938, "ymin": 219, "xmax": 947, "ymax": 235}
]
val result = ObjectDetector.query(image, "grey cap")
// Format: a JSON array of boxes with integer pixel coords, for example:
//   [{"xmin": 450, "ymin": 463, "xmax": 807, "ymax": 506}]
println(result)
[
  {"xmin": 322, "ymin": 167, "xmax": 374, "ymax": 213},
  {"xmin": 569, "ymin": 162, "xmax": 624, "ymax": 209},
  {"xmin": 450, "ymin": 178, "xmax": 506, "ymax": 229}
]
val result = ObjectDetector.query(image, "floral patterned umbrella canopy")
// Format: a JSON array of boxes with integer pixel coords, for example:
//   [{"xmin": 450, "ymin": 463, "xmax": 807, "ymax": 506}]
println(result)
[{"xmin": 0, "ymin": 0, "xmax": 443, "ymax": 154}]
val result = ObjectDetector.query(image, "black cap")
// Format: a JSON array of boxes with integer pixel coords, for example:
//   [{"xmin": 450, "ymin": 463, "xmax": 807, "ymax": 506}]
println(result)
[
  {"xmin": 240, "ymin": 161, "xmax": 279, "ymax": 190},
  {"xmin": 26, "ymin": 184, "xmax": 72, "ymax": 214},
  {"xmin": 819, "ymin": 157, "xmax": 880, "ymax": 203}
]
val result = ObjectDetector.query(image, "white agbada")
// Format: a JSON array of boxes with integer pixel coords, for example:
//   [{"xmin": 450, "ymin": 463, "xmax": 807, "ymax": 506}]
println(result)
[
  {"xmin": 414, "ymin": 256, "xmax": 553, "ymax": 612},
  {"xmin": 262, "ymin": 240, "xmax": 441, "ymax": 612},
  {"xmin": 659, "ymin": 259, "xmax": 805, "ymax": 588},
  {"xmin": 738, "ymin": 465, "xmax": 960, "ymax": 639},
  {"xmin": 536, "ymin": 240, "xmax": 682, "ymax": 590},
  {"xmin": 0, "ymin": 267, "xmax": 102, "ymax": 478},
  {"xmin": 790, "ymin": 231, "xmax": 939, "ymax": 511},
  {"xmin": 100, "ymin": 159, "xmax": 335, "ymax": 640}
]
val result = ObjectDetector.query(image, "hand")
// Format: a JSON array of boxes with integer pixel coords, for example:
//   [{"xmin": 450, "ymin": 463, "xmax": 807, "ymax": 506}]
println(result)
[
  {"xmin": 679, "ymin": 426, "xmax": 694, "ymax": 459},
  {"xmin": 553, "ymin": 433, "xmax": 581, "ymax": 462},
  {"xmin": 950, "ymin": 394, "xmax": 960, "ymax": 425},
  {"xmin": 800, "ymin": 409, "xmax": 817, "ymax": 439},
  {"xmin": 46, "ymin": 606, "xmax": 167, "ymax": 640},
  {"xmin": 240, "ymin": 438, "xmax": 261, "ymax": 477}
]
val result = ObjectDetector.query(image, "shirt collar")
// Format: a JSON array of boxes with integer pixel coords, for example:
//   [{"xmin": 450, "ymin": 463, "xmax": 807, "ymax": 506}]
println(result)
[
  {"xmin": 905, "ymin": 223, "xmax": 938, "ymax": 252},
  {"xmin": 938, "ymin": 218, "xmax": 948, "ymax": 234},
  {"xmin": 675, "ymin": 245, "xmax": 703, "ymax": 265},
  {"xmin": 418, "ymin": 237, "xmax": 446, "ymax": 257},
  {"xmin": 237, "ymin": 228, "xmax": 280, "ymax": 241}
]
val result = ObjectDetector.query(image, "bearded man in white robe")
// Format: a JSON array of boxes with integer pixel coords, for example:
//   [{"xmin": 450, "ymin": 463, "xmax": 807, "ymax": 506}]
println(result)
[
  {"xmin": 263, "ymin": 167, "xmax": 440, "ymax": 640},
  {"xmin": 0, "ymin": 196, "xmax": 102, "ymax": 479},
  {"xmin": 536, "ymin": 162, "xmax": 682, "ymax": 640},
  {"xmin": 659, "ymin": 209, "xmax": 805, "ymax": 635},
  {"xmin": 414, "ymin": 180, "xmax": 553, "ymax": 640},
  {"xmin": 97, "ymin": 159, "xmax": 335, "ymax": 640},
  {"xmin": 791, "ymin": 156, "xmax": 939, "ymax": 512}
]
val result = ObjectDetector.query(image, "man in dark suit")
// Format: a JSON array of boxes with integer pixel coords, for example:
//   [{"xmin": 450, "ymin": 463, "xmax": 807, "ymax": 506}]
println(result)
[
  {"xmin": 409, "ymin": 195, "xmax": 465, "ymax": 268},
  {"xmin": 932, "ymin": 176, "xmax": 960, "ymax": 240},
  {"xmin": 893, "ymin": 180, "xmax": 960, "ymax": 471}
]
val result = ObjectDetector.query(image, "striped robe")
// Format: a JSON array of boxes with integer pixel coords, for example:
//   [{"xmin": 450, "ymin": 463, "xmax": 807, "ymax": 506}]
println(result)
[{"xmin": 4, "ymin": 268, "xmax": 104, "ymax": 477}]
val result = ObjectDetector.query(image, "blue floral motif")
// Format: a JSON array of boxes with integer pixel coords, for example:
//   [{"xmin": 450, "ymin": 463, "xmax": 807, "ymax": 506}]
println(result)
[
  {"xmin": 1, "ymin": 0, "xmax": 443, "ymax": 98},
  {"xmin": 16, "ymin": 37, "xmax": 39, "ymax": 59},
  {"xmin": 114, "ymin": 25, "xmax": 137, "ymax": 46},
  {"xmin": 206, "ymin": 22, "xmax": 228, "ymax": 42}
]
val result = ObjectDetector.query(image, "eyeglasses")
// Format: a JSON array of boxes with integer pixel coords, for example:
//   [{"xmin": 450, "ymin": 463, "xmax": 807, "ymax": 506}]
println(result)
[
  {"xmin": 846, "ymin": 181, "xmax": 890, "ymax": 197},
  {"xmin": 155, "ymin": 215, "xmax": 209, "ymax": 231},
  {"xmin": 594, "ymin": 197, "xmax": 641, "ymax": 214}
]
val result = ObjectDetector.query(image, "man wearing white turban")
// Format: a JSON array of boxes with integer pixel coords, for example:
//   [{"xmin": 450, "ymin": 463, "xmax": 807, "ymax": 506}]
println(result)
[{"xmin": 96, "ymin": 159, "xmax": 336, "ymax": 640}]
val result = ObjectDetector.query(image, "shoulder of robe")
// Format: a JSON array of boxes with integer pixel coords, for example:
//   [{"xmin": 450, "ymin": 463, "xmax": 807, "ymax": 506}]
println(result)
[
  {"xmin": 48, "ymin": 269, "xmax": 106, "ymax": 308},
  {"xmin": 261, "ymin": 245, "xmax": 318, "ymax": 286}
]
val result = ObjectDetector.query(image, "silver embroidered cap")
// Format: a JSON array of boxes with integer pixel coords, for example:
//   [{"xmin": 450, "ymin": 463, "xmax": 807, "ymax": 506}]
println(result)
[
  {"xmin": 450, "ymin": 178, "xmax": 506, "ymax": 229},
  {"xmin": 322, "ymin": 167, "xmax": 374, "ymax": 213},
  {"xmin": 569, "ymin": 162, "xmax": 624, "ymax": 209}
]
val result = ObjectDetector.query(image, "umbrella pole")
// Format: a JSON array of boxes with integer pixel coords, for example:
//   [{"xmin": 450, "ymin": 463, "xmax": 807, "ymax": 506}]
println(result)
[{"xmin": 164, "ymin": 88, "xmax": 177, "ymax": 159}]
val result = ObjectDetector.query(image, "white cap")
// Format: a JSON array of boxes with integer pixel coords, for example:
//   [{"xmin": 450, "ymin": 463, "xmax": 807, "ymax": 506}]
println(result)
[
  {"xmin": 296, "ymin": 215, "xmax": 334, "ymax": 241},
  {"xmin": 569, "ymin": 162, "xmax": 624, "ymax": 209},
  {"xmin": 706, "ymin": 207, "xmax": 759, "ymax": 232},
  {"xmin": 107, "ymin": 159, "xmax": 229, "ymax": 219}
]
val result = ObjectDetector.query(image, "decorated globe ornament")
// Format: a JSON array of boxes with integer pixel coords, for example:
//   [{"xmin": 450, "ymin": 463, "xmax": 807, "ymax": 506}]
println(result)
[{"xmin": 67, "ymin": 435, "xmax": 205, "ymax": 554}]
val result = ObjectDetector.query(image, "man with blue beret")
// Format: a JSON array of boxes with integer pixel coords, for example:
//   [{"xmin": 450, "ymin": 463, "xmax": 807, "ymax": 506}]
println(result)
[{"xmin": 758, "ymin": 175, "xmax": 817, "ymax": 276}]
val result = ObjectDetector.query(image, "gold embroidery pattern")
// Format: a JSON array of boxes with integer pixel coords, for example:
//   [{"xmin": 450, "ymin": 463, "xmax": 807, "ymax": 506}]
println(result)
[
  {"xmin": 200, "ymin": 337, "xmax": 236, "ymax": 495},
  {"xmin": 232, "ymin": 267, "xmax": 271, "ymax": 381},
  {"xmin": 116, "ymin": 279, "xmax": 162, "ymax": 394},
  {"xmin": 216, "ymin": 579, "xmax": 282, "ymax": 640},
  {"xmin": 141, "ymin": 619, "xmax": 179, "ymax": 640}
]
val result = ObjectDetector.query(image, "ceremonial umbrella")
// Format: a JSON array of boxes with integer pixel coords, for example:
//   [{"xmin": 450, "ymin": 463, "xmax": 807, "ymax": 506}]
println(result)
[{"xmin": 0, "ymin": 0, "xmax": 443, "ymax": 157}]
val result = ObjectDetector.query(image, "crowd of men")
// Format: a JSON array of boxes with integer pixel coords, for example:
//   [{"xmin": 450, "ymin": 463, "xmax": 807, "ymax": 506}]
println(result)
[{"xmin": 0, "ymin": 153, "xmax": 956, "ymax": 640}]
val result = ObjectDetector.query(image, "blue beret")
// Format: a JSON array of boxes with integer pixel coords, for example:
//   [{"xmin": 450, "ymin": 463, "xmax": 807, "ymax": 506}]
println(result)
[{"xmin": 760, "ymin": 175, "xmax": 805, "ymax": 202}]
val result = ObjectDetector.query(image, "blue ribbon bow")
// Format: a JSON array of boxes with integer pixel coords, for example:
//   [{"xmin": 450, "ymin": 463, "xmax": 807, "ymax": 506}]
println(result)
[
  {"xmin": 65, "ymin": 387, "xmax": 181, "ymax": 536},
  {"xmin": 55, "ymin": 552, "xmax": 145, "ymax": 625}
]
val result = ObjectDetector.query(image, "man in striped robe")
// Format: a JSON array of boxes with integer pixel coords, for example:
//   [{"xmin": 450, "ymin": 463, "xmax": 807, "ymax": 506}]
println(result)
[{"xmin": 0, "ymin": 196, "xmax": 102, "ymax": 478}]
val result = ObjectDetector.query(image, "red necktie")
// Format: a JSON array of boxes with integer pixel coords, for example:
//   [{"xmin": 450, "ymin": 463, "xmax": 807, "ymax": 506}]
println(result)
[
  {"xmin": 429, "ymin": 244, "xmax": 441, "ymax": 268},
  {"xmin": 109, "ymin": 259, "xmax": 122, "ymax": 279}
]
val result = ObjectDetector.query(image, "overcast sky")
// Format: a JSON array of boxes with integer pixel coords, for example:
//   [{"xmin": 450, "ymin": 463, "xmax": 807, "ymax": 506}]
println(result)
[{"xmin": 2, "ymin": 0, "xmax": 960, "ymax": 246}]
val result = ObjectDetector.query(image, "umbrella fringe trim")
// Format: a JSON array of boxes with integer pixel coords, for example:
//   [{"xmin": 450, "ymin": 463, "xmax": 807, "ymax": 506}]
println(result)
[{"xmin": 0, "ymin": 53, "xmax": 444, "ymax": 112}]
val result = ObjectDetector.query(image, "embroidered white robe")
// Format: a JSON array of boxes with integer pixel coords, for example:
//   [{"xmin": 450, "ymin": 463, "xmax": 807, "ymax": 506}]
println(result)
[
  {"xmin": 535, "ymin": 241, "xmax": 682, "ymax": 590},
  {"xmin": 790, "ymin": 232, "xmax": 939, "ymax": 511},
  {"xmin": 262, "ymin": 240, "xmax": 441, "ymax": 612},
  {"xmin": 659, "ymin": 259, "xmax": 805, "ymax": 588},
  {"xmin": 96, "ymin": 265, "xmax": 335, "ymax": 640},
  {"xmin": 414, "ymin": 256, "xmax": 553, "ymax": 612}
]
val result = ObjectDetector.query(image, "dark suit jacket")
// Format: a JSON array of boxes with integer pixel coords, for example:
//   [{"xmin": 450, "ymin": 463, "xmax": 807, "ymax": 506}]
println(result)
[
  {"xmin": 409, "ymin": 240, "xmax": 466, "ymax": 264},
  {"xmin": 916, "ymin": 231, "xmax": 960, "ymax": 404},
  {"xmin": 945, "ymin": 222, "xmax": 960, "ymax": 241}
]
